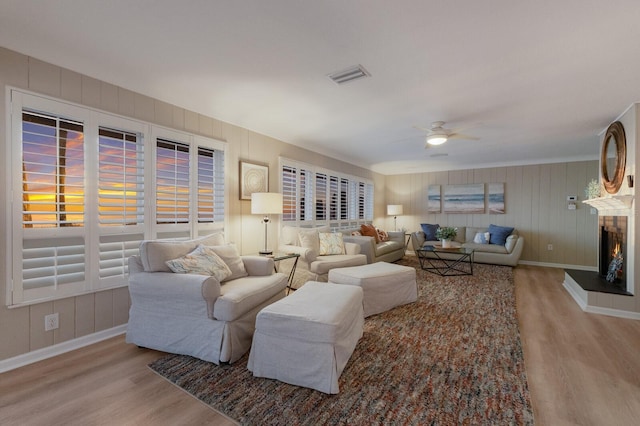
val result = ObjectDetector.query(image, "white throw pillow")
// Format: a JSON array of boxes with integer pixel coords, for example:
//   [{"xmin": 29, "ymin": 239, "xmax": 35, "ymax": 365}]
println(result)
[
  {"xmin": 473, "ymin": 232, "xmax": 491, "ymax": 244},
  {"xmin": 205, "ymin": 244, "xmax": 248, "ymax": 282},
  {"xmin": 319, "ymin": 233, "xmax": 345, "ymax": 255},
  {"xmin": 165, "ymin": 245, "xmax": 232, "ymax": 281}
]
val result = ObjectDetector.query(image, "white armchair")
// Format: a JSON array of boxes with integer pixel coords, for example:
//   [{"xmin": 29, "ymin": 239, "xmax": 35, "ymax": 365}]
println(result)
[
  {"xmin": 278, "ymin": 226, "xmax": 367, "ymax": 286},
  {"xmin": 126, "ymin": 233, "xmax": 287, "ymax": 364}
]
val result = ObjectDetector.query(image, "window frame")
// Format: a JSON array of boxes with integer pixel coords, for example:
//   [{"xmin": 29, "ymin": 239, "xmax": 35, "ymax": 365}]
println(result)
[
  {"xmin": 6, "ymin": 88, "xmax": 227, "ymax": 307},
  {"xmin": 279, "ymin": 157, "xmax": 374, "ymax": 230}
]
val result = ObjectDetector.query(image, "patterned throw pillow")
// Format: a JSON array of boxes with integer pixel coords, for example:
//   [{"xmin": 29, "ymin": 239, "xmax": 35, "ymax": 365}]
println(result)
[
  {"xmin": 376, "ymin": 228, "xmax": 389, "ymax": 242},
  {"xmin": 319, "ymin": 233, "xmax": 345, "ymax": 255},
  {"xmin": 165, "ymin": 244, "xmax": 232, "ymax": 281},
  {"xmin": 473, "ymin": 232, "xmax": 491, "ymax": 244}
]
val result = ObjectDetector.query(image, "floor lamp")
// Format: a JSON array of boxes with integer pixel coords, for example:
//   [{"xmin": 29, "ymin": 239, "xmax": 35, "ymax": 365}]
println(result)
[
  {"xmin": 387, "ymin": 204, "xmax": 403, "ymax": 231},
  {"xmin": 251, "ymin": 192, "xmax": 283, "ymax": 255}
]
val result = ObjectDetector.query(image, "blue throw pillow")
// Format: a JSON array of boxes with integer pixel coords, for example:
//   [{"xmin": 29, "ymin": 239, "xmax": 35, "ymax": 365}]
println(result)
[
  {"xmin": 488, "ymin": 224, "xmax": 514, "ymax": 246},
  {"xmin": 420, "ymin": 223, "xmax": 440, "ymax": 241}
]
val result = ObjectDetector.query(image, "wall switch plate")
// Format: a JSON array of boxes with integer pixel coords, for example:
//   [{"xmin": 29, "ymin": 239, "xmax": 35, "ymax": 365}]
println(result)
[
  {"xmin": 547, "ymin": 244, "xmax": 553, "ymax": 251},
  {"xmin": 45, "ymin": 313, "xmax": 59, "ymax": 331}
]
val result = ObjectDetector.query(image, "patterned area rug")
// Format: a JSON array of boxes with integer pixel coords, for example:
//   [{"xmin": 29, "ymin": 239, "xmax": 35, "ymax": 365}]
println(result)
[{"xmin": 149, "ymin": 259, "xmax": 534, "ymax": 425}]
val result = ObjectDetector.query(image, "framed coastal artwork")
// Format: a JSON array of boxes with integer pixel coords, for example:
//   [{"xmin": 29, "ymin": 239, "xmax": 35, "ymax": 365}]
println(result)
[
  {"xmin": 427, "ymin": 185, "xmax": 441, "ymax": 213},
  {"xmin": 443, "ymin": 183, "xmax": 485, "ymax": 213},
  {"xmin": 488, "ymin": 183, "xmax": 505, "ymax": 214},
  {"xmin": 240, "ymin": 161, "xmax": 268, "ymax": 200}
]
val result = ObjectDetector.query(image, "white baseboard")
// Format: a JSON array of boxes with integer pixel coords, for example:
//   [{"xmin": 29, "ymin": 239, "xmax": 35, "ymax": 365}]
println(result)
[
  {"xmin": 563, "ymin": 276, "xmax": 640, "ymax": 320},
  {"xmin": 0, "ymin": 324, "xmax": 127, "ymax": 373},
  {"xmin": 518, "ymin": 260, "xmax": 598, "ymax": 271}
]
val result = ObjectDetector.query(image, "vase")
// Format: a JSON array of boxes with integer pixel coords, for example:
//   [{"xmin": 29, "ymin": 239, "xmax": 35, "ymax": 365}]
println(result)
[{"xmin": 441, "ymin": 239, "xmax": 451, "ymax": 248}]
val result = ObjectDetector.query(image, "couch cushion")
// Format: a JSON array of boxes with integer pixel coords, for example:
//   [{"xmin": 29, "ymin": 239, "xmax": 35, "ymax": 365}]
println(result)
[
  {"xmin": 165, "ymin": 244, "xmax": 232, "ymax": 281},
  {"xmin": 420, "ymin": 223, "xmax": 439, "ymax": 241},
  {"xmin": 281, "ymin": 226, "xmax": 300, "ymax": 246},
  {"xmin": 488, "ymin": 224, "xmax": 515, "ymax": 246},
  {"xmin": 139, "ymin": 232, "xmax": 225, "ymax": 272},
  {"xmin": 214, "ymin": 274, "xmax": 287, "ymax": 321},
  {"xmin": 375, "ymin": 240, "xmax": 403, "ymax": 256},
  {"xmin": 462, "ymin": 242, "xmax": 508, "ymax": 253},
  {"xmin": 206, "ymin": 244, "xmax": 248, "ymax": 282},
  {"xmin": 319, "ymin": 233, "xmax": 345, "ymax": 255},
  {"xmin": 310, "ymin": 254, "xmax": 367, "ymax": 275}
]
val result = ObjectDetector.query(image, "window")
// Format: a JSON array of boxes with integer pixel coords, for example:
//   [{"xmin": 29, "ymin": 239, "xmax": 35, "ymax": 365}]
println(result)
[
  {"xmin": 279, "ymin": 157, "xmax": 373, "ymax": 228},
  {"xmin": 22, "ymin": 111, "xmax": 85, "ymax": 228},
  {"xmin": 8, "ymin": 90, "xmax": 226, "ymax": 306}
]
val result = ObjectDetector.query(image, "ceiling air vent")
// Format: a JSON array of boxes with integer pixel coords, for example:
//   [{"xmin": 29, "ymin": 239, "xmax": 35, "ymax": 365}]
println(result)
[{"xmin": 328, "ymin": 64, "xmax": 371, "ymax": 85}]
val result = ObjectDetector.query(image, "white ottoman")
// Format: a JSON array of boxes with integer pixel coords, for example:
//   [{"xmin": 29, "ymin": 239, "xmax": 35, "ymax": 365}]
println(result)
[
  {"xmin": 328, "ymin": 262, "xmax": 417, "ymax": 317},
  {"xmin": 247, "ymin": 281, "xmax": 364, "ymax": 394}
]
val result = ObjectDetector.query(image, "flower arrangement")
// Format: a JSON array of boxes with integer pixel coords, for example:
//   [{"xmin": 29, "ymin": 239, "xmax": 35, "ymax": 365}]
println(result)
[
  {"xmin": 585, "ymin": 179, "xmax": 602, "ymax": 199},
  {"xmin": 435, "ymin": 226, "xmax": 457, "ymax": 240}
]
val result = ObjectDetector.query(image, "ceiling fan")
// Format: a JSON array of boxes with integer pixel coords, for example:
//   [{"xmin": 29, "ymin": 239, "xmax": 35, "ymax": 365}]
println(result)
[{"xmin": 414, "ymin": 121, "xmax": 480, "ymax": 146}]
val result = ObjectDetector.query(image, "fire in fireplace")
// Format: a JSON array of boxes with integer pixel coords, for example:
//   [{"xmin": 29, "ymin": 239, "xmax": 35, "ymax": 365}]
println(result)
[{"xmin": 599, "ymin": 216, "xmax": 627, "ymax": 286}]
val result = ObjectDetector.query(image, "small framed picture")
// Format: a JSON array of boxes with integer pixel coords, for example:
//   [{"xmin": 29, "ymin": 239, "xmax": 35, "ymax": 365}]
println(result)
[{"xmin": 240, "ymin": 161, "xmax": 269, "ymax": 200}]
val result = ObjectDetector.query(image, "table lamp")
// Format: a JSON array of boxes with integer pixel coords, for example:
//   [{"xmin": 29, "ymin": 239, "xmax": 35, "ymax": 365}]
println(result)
[
  {"xmin": 387, "ymin": 204, "xmax": 403, "ymax": 231},
  {"xmin": 251, "ymin": 192, "xmax": 283, "ymax": 255}
]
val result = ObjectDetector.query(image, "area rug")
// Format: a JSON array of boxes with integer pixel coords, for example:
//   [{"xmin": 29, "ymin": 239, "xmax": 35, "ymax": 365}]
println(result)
[{"xmin": 149, "ymin": 259, "xmax": 534, "ymax": 425}]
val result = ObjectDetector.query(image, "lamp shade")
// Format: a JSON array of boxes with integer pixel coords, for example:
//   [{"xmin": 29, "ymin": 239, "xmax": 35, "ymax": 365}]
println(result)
[
  {"xmin": 251, "ymin": 192, "xmax": 283, "ymax": 215},
  {"xmin": 387, "ymin": 204, "xmax": 403, "ymax": 216}
]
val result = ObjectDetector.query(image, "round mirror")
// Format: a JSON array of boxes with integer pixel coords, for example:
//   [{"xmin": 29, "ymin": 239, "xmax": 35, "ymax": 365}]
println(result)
[{"xmin": 601, "ymin": 121, "xmax": 626, "ymax": 194}]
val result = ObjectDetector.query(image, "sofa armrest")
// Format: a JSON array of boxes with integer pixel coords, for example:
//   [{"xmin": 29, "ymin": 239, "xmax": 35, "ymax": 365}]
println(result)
[
  {"xmin": 410, "ymin": 232, "xmax": 426, "ymax": 251},
  {"xmin": 129, "ymin": 271, "xmax": 221, "ymax": 319},
  {"xmin": 387, "ymin": 231, "xmax": 405, "ymax": 245},
  {"xmin": 241, "ymin": 255, "xmax": 274, "ymax": 276},
  {"xmin": 342, "ymin": 235, "xmax": 376, "ymax": 263},
  {"xmin": 278, "ymin": 244, "xmax": 317, "ymax": 264}
]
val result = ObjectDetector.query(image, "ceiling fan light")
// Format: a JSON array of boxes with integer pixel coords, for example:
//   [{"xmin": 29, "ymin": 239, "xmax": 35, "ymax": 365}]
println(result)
[{"xmin": 426, "ymin": 134, "xmax": 447, "ymax": 145}]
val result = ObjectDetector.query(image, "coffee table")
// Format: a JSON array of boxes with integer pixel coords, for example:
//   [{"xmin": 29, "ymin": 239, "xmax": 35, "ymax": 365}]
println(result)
[{"xmin": 416, "ymin": 245, "xmax": 474, "ymax": 276}]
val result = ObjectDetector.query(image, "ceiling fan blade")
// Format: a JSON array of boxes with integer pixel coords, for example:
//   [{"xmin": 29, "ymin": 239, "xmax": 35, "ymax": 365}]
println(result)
[
  {"xmin": 448, "ymin": 133, "xmax": 480, "ymax": 140},
  {"xmin": 413, "ymin": 125, "xmax": 431, "ymax": 132}
]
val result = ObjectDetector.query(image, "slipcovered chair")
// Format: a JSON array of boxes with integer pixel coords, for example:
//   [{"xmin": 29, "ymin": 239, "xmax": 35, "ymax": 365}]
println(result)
[
  {"xmin": 126, "ymin": 233, "xmax": 288, "ymax": 364},
  {"xmin": 278, "ymin": 225, "xmax": 367, "ymax": 287}
]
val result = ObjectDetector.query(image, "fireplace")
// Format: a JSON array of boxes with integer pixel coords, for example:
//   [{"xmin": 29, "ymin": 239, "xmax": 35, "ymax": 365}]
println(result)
[{"xmin": 599, "ymin": 216, "xmax": 627, "ymax": 287}]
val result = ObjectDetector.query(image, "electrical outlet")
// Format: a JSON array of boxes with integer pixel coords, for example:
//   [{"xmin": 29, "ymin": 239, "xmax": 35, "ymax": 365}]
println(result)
[
  {"xmin": 547, "ymin": 244, "xmax": 553, "ymax": 251},
  {"xmin": 45, "ymin": 313, "xmax": 59, "ymax": 331}
]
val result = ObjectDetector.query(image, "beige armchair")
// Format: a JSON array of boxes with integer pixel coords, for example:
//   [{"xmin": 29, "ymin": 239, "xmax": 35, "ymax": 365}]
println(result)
[
  {"xmin": 278, "ymin": 225, "xmax": 366, "ymax": 286},
  {"xmin": 126, "ymin": 233, "xmax": 288, "ymax": 364}
]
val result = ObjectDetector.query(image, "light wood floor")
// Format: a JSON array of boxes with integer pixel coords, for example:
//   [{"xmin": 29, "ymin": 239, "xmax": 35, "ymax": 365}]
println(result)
[{"xmin": 1, "ymin": 265, "xmax": 640, "ymax": 425}]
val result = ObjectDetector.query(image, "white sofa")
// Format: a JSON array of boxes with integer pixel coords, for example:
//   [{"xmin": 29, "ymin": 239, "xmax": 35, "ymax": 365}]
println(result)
[
  {"xmin": 411, "ymin": 225, "xmax": 524, "ymax": 267},
  {"xmin": 341, "ymin": 228, "xmax": 406, "ymax": 263},
  {"xmin": 126, "ymin": 233, "xmax": 288, "ymax": 364},
  {"xmin": 278, "ymin": 225, "xmax": 367, "ymax": 285}
]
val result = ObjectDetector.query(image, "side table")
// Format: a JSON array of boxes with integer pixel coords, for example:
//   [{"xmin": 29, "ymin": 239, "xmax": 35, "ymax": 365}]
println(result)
[{"xmin": 263, "ymin": 252, "xmax": 300, "ymax": 294}]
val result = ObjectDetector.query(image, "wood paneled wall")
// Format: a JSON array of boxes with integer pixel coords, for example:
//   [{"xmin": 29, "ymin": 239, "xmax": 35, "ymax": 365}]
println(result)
[{"xmin": 384, "ymin": 161, "xmax": 599, "ymax": 266}]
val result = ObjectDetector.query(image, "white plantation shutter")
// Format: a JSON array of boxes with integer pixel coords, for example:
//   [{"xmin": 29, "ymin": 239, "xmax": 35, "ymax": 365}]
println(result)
[
  {"xmin": 340, "ymin": 178, "xmax": 349, "ymax": 220},
  {"xmin": 22, "ymin": 237, "xmax": 85, "ymax": 291},
  {"xmin": 197, "ymin": 146, "xmax": 224, "ymax": 225},
  {"xmin": 22, "ymin": 111, "xmax": 85, "ymax": 228},
  {"xmin": 9, "ymin": 90, "xmax": 227, "ymax": 306},
  {"xmin": 282, "ymin": 165, "xmax": 297, "ymax": 222},
  {"xmin": 98, "ymin": 127, "xmax": 144, "ymax": 226},
  {"xmin": 365, "ymin": 183, "xmax": 374, "ymax": 220},
  {"xmin": 329, "ymin": 176, "xmax": 339, "ymax": 221},
  {"xmin": 279, "ymin": 158, "xmax": 373, "ymax": 228},
  {"xmin": 315, "ymin": 173, "xmax": 327, "ymax": 221},
  {"xmin": 156, "ymin": 138, "xmax": 190, "ymax": 225}
]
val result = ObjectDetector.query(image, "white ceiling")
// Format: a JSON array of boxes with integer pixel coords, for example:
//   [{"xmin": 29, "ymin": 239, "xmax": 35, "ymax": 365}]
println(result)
[{"xmin": 2, "ymin": 0, "xmax": 639, "ymax": 175}]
